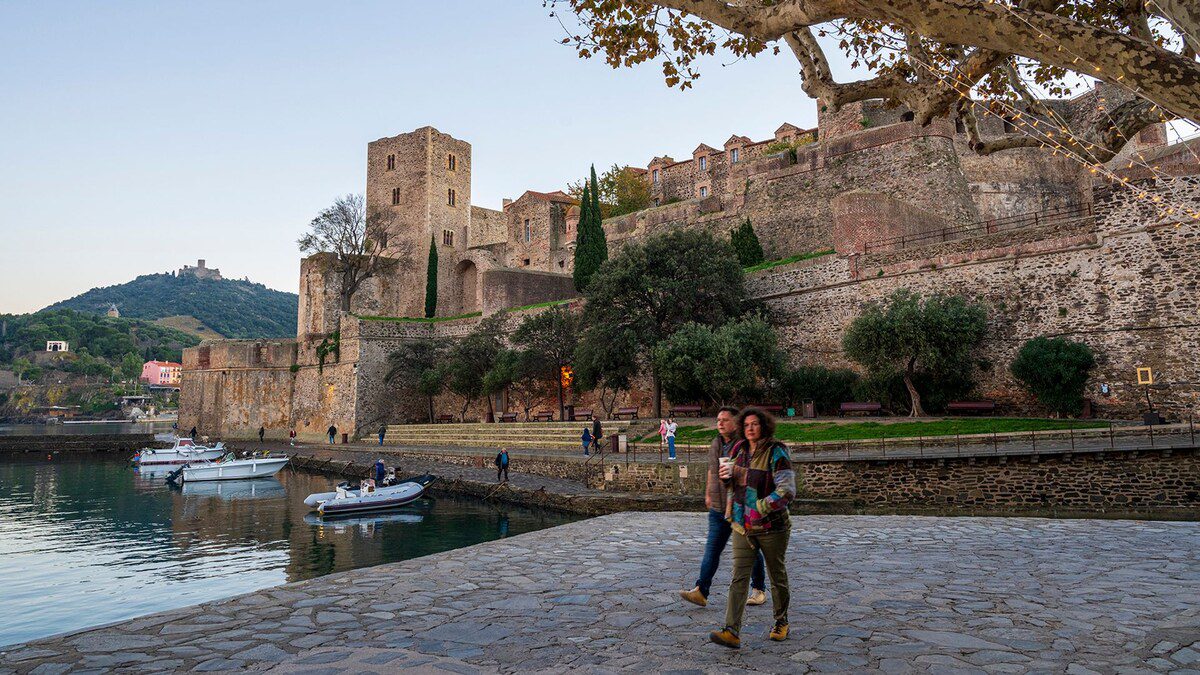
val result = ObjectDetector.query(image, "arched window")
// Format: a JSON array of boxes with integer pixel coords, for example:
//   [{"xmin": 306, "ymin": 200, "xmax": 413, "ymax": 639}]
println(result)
[{"xmin": 391, "ymin": 187, "xmax": 400, "ymax": 205}]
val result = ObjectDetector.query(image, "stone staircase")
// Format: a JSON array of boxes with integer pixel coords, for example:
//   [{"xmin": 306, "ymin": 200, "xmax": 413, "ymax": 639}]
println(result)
[{"xmin": 378, "ymin": 420, "xmax": 653, "ymax": 450}]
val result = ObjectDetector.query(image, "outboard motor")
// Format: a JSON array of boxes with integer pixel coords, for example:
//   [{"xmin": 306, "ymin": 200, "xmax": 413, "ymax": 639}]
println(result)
[{"xmin": 165, "ymin": 467, "xmax": 185, "ymax": 485}]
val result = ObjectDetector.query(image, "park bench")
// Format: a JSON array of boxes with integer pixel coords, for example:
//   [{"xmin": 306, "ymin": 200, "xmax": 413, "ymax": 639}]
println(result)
[
  {"xmin": 668, "ymin": 404, "xmax": 703, "ymax": 417},
  {"xmin": 614, "ymin": 406, "xmax": 640, "ymax": 420},
  {"xmin": 498, "ymin": 412, "xmax": 518, "ymax": 423},
  {"xmin": 946, "ymin": 400, "xmax": 996, "ymax": 415},
  {"xmin": 572, "ymin": 408, "xmax": 594, "ymax": 421},
  {"xmin": 436, "ymin": 414, "xmax": 455, "ymax": 423},
  {"xmin": 838, "ymin": 402, "xmax": 883, "ymax": 417},
  {"xmin": 752, "ymin": 404, "xmax": 785, "ymax": 416},
  {"xmin": 534, "ymin": 411, "xmax": 555, "ymax": 422}
]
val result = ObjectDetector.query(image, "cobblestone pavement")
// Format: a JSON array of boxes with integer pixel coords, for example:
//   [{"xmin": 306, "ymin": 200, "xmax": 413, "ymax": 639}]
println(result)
[{"xmin": 2, "ymin": 514, "xmax": 1198, "ymax": 673}]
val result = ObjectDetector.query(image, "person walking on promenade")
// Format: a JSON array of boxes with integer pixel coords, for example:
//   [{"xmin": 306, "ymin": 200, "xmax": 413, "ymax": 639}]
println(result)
[
  {"xmin": 258, "ymin": 426, "xmax": 265, "ymax": 443},
  {"xmin": 592, "ymin": 418, "xmax": 603, "ymax": 454},
  {"xmin": 189, "ymin": 426, "xmax": 197, "ymax": 440},
  {"xmin": 680, "ymin": 406, "xmax": 767, "ymax": 608},
  {"xmin": 665, "ymin": 417, "xmax": 678, "ymax": 460},
  {"xmin": 289, "ymin": 429, "xmax": 296, "ymax": 447},
  {"xmin": 659, "ymin": 418, "xmax": 667, "ymax": 453},
  {"xmin": 710, "ymin": 407, "xmax": 796, "ymax": 649},
  {"xmin": 326, "ymin": 424, "xmax": 337, "ymax": 445},
  {"xmin": 495, "ymin": 447, "xmax": 510, "ymax": 483},
  {"xmin": 378, "ymin": 424, "xmax": 387, "ymax": 446},
  {"xmin": 581, "ymin": 427, "xmax": 592, "ymax": 456}
]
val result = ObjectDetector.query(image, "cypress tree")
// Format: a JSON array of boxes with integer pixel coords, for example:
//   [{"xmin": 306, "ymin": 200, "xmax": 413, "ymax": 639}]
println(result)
[
  {"xmin": 424, "ymin": 234, "xmax": 438, "ymax": 318},
  {"xmin": 590, "ymin": 164, "xmax": 607, "ymax": 262},
  {"xmin": 730, "ymin": 217, "xmax": 765, "ymax": 267},
  {"xmin": 573, "ymin": 165, "xmax": 609, "ymax": 292}
]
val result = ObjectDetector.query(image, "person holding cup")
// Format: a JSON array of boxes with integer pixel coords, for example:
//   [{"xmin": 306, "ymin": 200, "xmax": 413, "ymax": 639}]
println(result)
[{"xmin": 710, "ymin": 406, "xmax": 796, "ymax": 649}]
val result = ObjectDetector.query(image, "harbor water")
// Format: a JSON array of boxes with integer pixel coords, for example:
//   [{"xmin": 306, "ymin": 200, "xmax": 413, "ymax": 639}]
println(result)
[{"xmin": 0, "ymin": 453, "xmax": 578, "ymax": 648}]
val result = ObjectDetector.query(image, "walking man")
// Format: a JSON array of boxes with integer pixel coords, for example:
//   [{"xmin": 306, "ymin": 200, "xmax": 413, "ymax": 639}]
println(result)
[
  {"xmin": 189, "ymin": 426, "xmax": 197, "ymax": 440},
  {"xmin": 665, "ymin": 417, "xmax": 678, "ymax": 460},
  {"xmin": 258, "ymin": 425, "xmax": 265, "ymax": 443},
  {"xmin": 378, "ymin": 424, "xmax": 387, "ymax": 446},
  {"xmin": 591, "ymin": 418, "xmax": 603, "ymax": 454},
  {"xmin": 681, "ymin": 406, "xmax": 767, "ymax": 609},
  {"xmin": 495, "ymin": 447, "xmax": 510, "ymax": 483},
  {"xmin": 326, "ymin": 424, "xmax": 337, "ymax": 445}
]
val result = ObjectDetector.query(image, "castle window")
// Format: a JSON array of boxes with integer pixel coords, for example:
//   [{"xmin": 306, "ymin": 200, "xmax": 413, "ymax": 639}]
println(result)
[
  {"xmin": 447, "ymin": 154, "xmax": 456, "ymax": 171},
  {"xmin": 522, "ymin": 258, "xmax": 530, "ymax": 266},
  {"xmin": 386, "ymin": 154, "xmax": 395, "ymax": 171},
  {"xmin": 652, "ymin": 169, "xmax": 659, "ymax": 184},
  {"xmin": 391, "ymin": 187, "xmax": 401, "ymax": 205},
  {"xmin": 443, "ymin": 229, "xmax": 454, "ymax": 247},
  {"xmin": 558, "ymin": 260, "xmax": 564, "ymax": 268},
  {"xmin": 447, "ymin": 188, "xmax": 456, "ymax": 206},
  {"xmin": 698, "ymin": 156, "xmax": 707, "ymax": 171},
  {"xmin": 900, "ymin": 111, "xmax": 915, "ymax": 122},
  {"xmin": 654, "ymin": 198, "xmax": 660, "ymax": 207},
  {"xmin": 699, "ymin": 186, "xmax": 708, "ymax": 198},
  {"xmin": 524, "ymin": 218, "xmax": 531, "ymax": 243},
  {"xmin": 730, "ymin": 148, "xmax": 739, "ymax": 163}
]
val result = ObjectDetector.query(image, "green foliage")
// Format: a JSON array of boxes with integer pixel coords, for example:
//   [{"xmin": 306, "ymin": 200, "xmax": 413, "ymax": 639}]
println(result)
[
  {"xmin": 572, "ymin": 166, "xmax": 609, "ymax": 293},
  {"xmin": 779, "ymin": 365, "xmax": 860, "ymax": 414},
  {"xmin": 652, "ymin": 315, "xmax": 782, "ymax": 405},
  {"xmin": 425, "ymin": 235, "xmax": 438, "ymax": 318},
  {"xmin": 119, "ymin": 352, "xmax": 143, "ymax": 381},
  {"xmin": 729, "ymin": 218, "xmax": 765, "ymax": 267},
  {"xmin": 851, "ymin": 369, "xmax": 974, "ymax": 415},
  {"xmin": 316, "ymin": 331, "xmax": 341, "ymax": 373},
  {"xmin": 43, "ymin": 273, "xmax": 296, "ymax": 339},
  {"xmin": 744, "ymin": 248, "xmax": 835, "ymax": 273},
  {"xmin": 442, "ymin": 316, "xmax": 505, "ymax": 419},
  {"xmin": 0, "ymin": 309, "xmax": 198, "ymax": 369},
  {"xmin": 1011, "ymin": 337, "xmax": 1096, "ymax": 415},
  {"xmin": 670, "ymin": 417, "xmax": 1108, "ymax": 445},
  {"xmin": 387, "ymin": 338, "xmax": 448, "ymax": 422},
  {"xmin": 568, "ymin": 164, "xmax": 652, "ymax": 218},
  {"xmin": 512, "ymin": 306, "xmax": 579, "ymax": 415},
  {"xmin": 10, "ymin": 358, "xmax": 41, "ymax": 384},
  {"xmin": 842, "ymin": 289, "xmax": 987, "ymax": 415}
]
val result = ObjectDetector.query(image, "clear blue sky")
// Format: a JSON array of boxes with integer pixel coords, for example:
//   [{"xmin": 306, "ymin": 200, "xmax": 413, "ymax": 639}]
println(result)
[{"xmin": 0, "ymin": 1, "xmax": 859, "ymax": 314}]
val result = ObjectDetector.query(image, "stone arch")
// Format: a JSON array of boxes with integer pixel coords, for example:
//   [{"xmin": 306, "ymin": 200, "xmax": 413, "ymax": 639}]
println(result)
[{"xmin": 455, "ymin": 259, "xmax": 480, "ymax": 314}]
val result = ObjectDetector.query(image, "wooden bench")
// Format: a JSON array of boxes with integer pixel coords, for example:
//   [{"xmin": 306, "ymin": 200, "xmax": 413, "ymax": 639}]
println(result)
[
  {"xmin": 534, "ymin": 411, "xmax": 555, "ymax": 422},
  {"xmin": 572, "ymin": 408, "xmax": 594, "ymax": 421},
  {"xmin": 752, "ymin": 404, "xmax": 785, "ymax": 416},
  {"xmin": 613, "ymin": 407, "xmax": 639, "ymax": 420},
  {"xmin": 436, "ymin": 414, "xmax": 455, "ymax": 423},
  {"xmin": 668, "ymin": 404, "xmax": 703, "ymax": 417},
  {"xmin": 498, "ymin": 412, "xmax": 518, "ymax": 423},
  {"xmin": 946, "ymin": 400, "xmax": 996, "ymax": 415},
  {"xmin": 838, "ymin": 402, "xmax": 883, "ymax": 416}
]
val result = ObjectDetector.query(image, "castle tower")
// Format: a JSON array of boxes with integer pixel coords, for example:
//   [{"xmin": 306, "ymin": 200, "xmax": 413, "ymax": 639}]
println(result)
[{"xmin": 366, "ymin": 126, "xmax": 472, "ymax": 317}]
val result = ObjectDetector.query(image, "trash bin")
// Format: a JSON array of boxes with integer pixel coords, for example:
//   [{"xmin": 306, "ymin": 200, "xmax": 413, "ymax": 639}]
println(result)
[
  {"xmin": 609, "ymin": 433, "xmax": 627, "ymax": 453},
  {"xmin": 802, "ymin": 400, "xmax": 816, "ymax": 418},
  {"xmin": 485, "ymin": 411, "xmax": 494, "ymax": 423},
  {"xmin": 341, "ymin": 432, "xmax": 348, "ymax": 444}
]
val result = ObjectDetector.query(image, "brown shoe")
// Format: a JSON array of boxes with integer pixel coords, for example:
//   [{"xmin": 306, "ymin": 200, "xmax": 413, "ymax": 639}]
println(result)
[
  {"xmin": 709, "ymin": 627, "xmax": 741, "ymax": 649},
  {"xmin": 679, "ymin": 586, "xmax": 707, "ymax": 607},
  {"xmin": 747, "ymin": 588, "xmax": 767, "ymax": 606},
  {"xmin": 769, "ymin": 621, "xmax": 789, "ymax": 641}
]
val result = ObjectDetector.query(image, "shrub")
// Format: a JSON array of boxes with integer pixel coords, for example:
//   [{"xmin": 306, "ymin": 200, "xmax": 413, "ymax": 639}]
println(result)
[
  {"xmin": 780, "ymin": 365, "xmax": 859, "ymax": 414},
  {"xmin": 1011, "ymin": 337, "xmax": 1095, "ymax": 415}
]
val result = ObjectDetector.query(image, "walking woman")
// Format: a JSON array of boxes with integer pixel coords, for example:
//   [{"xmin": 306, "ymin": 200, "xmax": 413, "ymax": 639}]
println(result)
[{"xmin": 710, "ymin": 407, "xmax": 796, "ymax": 649}]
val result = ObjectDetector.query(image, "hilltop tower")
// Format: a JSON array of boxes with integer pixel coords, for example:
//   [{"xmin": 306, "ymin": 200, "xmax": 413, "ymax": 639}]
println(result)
[{"xmin": 365, "ymin": 126, "xmax": 472, "ymax": 317}]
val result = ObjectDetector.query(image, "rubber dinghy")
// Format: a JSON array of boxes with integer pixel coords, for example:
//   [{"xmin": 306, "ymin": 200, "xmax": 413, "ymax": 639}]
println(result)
[{"xmin": 305, "ymin": 474, "xmax": 436, "ymax": 516}]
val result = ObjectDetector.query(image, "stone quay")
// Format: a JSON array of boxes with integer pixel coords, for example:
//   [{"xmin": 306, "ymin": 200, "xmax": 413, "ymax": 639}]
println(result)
[{"xmin": 2, "ymin": 513, "xmax": 1198, "ymax": 673}]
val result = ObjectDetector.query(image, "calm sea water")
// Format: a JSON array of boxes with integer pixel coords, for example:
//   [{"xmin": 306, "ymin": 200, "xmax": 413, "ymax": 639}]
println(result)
[
  {"xmin": 0, "ymin": 454, "xmax": 578, "ymax": 648},
  {"xmin": 0, "ymin": 421, "xmax": 175, "ymax": 436}
]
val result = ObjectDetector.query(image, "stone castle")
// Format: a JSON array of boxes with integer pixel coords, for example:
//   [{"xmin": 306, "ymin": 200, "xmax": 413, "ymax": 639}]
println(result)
[{"xmin": 181, "ymin": 88, "xmax": 1200, "ymax": 440}]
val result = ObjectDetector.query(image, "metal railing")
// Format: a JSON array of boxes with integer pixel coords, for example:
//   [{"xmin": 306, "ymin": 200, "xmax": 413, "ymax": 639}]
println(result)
[{"xmin": 862, "ymin": 202, "xmax": 1096, "ymax": 254}]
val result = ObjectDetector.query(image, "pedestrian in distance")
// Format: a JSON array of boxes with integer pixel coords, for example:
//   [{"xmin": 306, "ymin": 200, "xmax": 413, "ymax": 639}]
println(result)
[
  {"xmin": 680, "ymin": 406, "xmax": 767, "ymax": 609},
  {"xmin": 258, "ymin": 426, "xmax": 265, "ymax": 443},
  {"xmin": 374, "ymin": 458, "xmax": 386, "ymax": 484},
  {"xmin": 581, "ymin": 427, "xmax": 592, "ymax": 456},
  {"xmin": 495, "ymin": 447, "xmax": 510, "ymax": 483},
  {"xmin": 665, "ymin": 417, "xmax": 678, "ymax": 460},
  {"xmin": 289, "ymin": 429, "xmax": 296, "ymax": 446},
  {"xmin": 327, "ymin": 424, "xmax": 337, "ymax": 445},
  {"xmin": 710, "ymin": 407, "xmax": 796, "ymax": 649},
  {"xmin": 189, "ymin": 426, "xmax": 197, "ymax": 440},
  {"xmin": 592, "ymin": 418, "xmax": 603, "ymax": 453},
  {"xmin": 378, "ymin": 424, "xmax": 387, "ymax": 446},
  {"xmin": 659, "ymin": 418, "xmax": 667, "ymax": 453}
]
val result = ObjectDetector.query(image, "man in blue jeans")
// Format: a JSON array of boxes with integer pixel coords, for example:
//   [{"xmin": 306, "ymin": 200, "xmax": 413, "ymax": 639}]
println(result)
[{"xmin": 680, "ymin": 406, "xmax": 766, "ymax": 607}]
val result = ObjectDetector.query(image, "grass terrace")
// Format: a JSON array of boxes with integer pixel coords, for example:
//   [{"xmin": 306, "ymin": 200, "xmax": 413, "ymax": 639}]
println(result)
[
  {"xmin": 744, "ymin": 248, "xmax": 835, "ymax": 273},
  {"xmin": 667, "ymin": 417, "xmax": 1112, "ymax": 445}
]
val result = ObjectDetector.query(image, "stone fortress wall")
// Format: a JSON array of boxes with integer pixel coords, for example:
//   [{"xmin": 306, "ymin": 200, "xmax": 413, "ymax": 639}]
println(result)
[{"xmin": 180, "ymin": 86, "xmax": 1200, "ymax": 438}]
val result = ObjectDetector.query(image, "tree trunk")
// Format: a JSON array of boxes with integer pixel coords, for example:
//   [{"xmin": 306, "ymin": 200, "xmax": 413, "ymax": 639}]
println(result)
[
  {"xmin": 486, "ymin": 393, "xmax": 495, "ymax": 422},
  {"xmin": 427, "ymin": 396, "xmax": 434, "ymax": 424},
  {"xmin": 653, "ymin": 374, "xmax": 662, "ymax": 419},
  {"xmin": 903, "ymin": 367, "xmax": 926, "ymax": 417},
  {"xmin": 556, "ymin": 378, "xmax": 565, "ymax": 421}
]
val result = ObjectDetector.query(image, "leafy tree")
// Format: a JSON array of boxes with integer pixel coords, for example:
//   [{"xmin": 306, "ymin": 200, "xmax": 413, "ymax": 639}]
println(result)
[
  {"xmin": 1011, "ymin": 337, "xmax": 1096, "ymax": 416},
  {"xmin": 842, "ymin": 289, "xmax": 987, "ymax": 416},
  {"xmin": 482, "ymin": 349, "xmax": 551, "ymax": 420},
  {"xmin": 120, "ymin": 353, "xmax": 144, "ymax": 382},
  {"xmin": 572, "ymin": 166, "xmax": 609, "ymax": 293},
  {"xmin": 574, "ymin": 318, "xmax": 639, "ymax": 419},
  {"xmin": 730, "ymin": 218, "xmax": 765, "ymax": 267},
  {"xmin": 579, "ymin": 229, "xmax": 747, "ymax": 416},
  {"xmin": 416, "ymin": 368, "xmax": 445, "ymax": 423},
  {"xmin": 298, "ymin": 193, "xmax": 402, "ymax": 319},
  {"xmin": 386, "ymin": 339, "xmax": 446, "ymax": 423},
  {"xmin": 425, "ymin": 235, "xmax": 438, "ymax": 318},
  {"xmin": 569, "ymin": 164, "xmax": 652, "ymax": 217},
  {"xmin": 652, "ymin": 315, "xmax": 783, "ymax": 406},
  {"xmin": 780, "ymin": 365, "xmax": 859, "ymax": 414},
  {"xmin": 442, "ymin": 316, "xmax": 505, "ymax": 420},
  {"xmin": 553, "ymin": 0, "xmax": 1199, "ymax": 160},
  {"xmin": 511, "ymin": 306, "xmax": 579, "ymax": 419},
  {"xmin": 11, "ymin": 358, "xmax": 41, "ymax": 385}
]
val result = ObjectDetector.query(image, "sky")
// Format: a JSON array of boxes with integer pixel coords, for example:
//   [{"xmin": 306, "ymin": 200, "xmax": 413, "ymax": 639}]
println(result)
[{"xmin": 0, "ymin": 1, "xmax": 863, "ymax": 314}]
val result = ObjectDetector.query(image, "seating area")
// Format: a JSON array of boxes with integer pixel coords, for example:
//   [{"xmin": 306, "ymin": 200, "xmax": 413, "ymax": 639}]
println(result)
[
  {"xmin": 436, "ymin": 414, "xmax": 456, "ymax": 423},
  {"xmin": 572, "ymin": 408, "xmax": 594, "ymax": 421},
  {"xmin": 752, "ymin": 404, "xmax": 785, "ymax": 415},
  {"xmin": 668, "ymin": 404, "xmax": 703, "ymax": 417},
  {"xmin": 376, "ymin": 419, "xmax": 646, "ymax": 450},
  {"xmin": 613, "ymin": 407, "xmax": 640, "ymax": 420},
  {"xmin": 498, "ymin": 412, "xmax": 519, "ymax": 422},
  {"xmin": 946, "ymin": 400, "xmax": 997, "ymax": 415},
  {"xmin": 534, "ymin": 411, "xmax": 555, "ymax": 421},
  {"xmin": 838, "ymin": 402, "xmax": 883, "ymax": 416}
]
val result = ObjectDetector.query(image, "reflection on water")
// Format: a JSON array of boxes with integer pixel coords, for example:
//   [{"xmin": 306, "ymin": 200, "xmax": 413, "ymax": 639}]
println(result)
[
  {"xmin": 0, "ymin": 421, "xmax": 176, "ymax": 436},
  {"xmin": 0, "ymin": 454, "xmax": 578, "ymax": 648}
]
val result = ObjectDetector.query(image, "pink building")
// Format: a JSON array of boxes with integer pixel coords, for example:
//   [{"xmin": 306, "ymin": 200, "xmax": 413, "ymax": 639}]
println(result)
[{"xmin": 141, "ymin": 361, "xmax": 182, "ymax": 386}]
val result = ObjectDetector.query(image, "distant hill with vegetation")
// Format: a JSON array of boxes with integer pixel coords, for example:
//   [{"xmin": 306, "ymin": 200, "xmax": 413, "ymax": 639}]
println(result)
[
  {"xmin": 0, "ymin": 309, "xmax": 201, "ymax": 367},
  {"xmin": 43, "ymin": 273, "xmax": 298, "ymax": 339}
]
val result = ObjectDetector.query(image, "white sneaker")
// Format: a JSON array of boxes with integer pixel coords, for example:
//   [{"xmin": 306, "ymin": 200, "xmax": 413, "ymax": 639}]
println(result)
[{"xmin": 747, "ymin": 588, "xmax": 767, "ymax": 606}]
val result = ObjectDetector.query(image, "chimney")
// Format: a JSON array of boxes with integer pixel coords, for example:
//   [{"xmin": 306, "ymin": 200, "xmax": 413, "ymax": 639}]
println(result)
[{"xmin": 502, "ymin": 198, "xmax": 512, "ymax": 208}]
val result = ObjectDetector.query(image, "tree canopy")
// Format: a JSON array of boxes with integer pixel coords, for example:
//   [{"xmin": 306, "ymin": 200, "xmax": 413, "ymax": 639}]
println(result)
[
  {"xmin": 652, "ymin": 314, "xmax": 781, "ymax": 405},
  {"xmin": 569, "ymin": 164, "xmax": 653, "ymax": 217},
  {"xmin": 1011, "ymin": 336, "xmax": 1096, "ymax": 415},
  {"xmin": 512, "ymin": 306, "xmax": 580, "ymax": 418},
  {"xmin": 842, "ymin": 289, "xmax": 987, "ymax": 416},
  {"xmin": 573, "ymin": 167, "xmax": 610, "ymax": 292},
  {"xmin": 552, "ymin": 0, "xmax": 1199, "ymax": 161},
  {"xmin": 298, "ymin": 193, "xmax": 402, "ymax": 316}
]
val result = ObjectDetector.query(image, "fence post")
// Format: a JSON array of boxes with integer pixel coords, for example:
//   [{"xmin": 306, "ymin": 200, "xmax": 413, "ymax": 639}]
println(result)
[
  {"xmin": 1070, "ymin": 422, "xmax": 1075, "ymax": 452},
  {"xmin": 1109, "ymin": 422, "xmax": 1115, "ymax": 450}
]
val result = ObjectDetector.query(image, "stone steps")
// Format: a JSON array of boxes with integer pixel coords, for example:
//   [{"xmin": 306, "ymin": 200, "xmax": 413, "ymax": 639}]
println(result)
[{"xmin": 377, "ymin": 421, "xmax": 652, "ymax": 450}]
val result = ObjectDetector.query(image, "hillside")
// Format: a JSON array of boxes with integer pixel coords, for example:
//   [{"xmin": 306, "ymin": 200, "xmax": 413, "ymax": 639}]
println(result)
[
  {"xmin": 44, "ymin": 273, "xmax": 298, "ymax": 339},
  {"xmin": 0, "ymin": 309, "xmax": 200, "ymax": 366},
  {"xmin": 154, "ymin": 315, "xmax": 225, "ymax": 340}
]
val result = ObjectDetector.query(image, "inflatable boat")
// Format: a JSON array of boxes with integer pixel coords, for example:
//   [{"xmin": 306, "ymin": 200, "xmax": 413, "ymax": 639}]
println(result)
[{"xmin": 304, "ymin": 474, "xmax": 436, "ymax": 516}]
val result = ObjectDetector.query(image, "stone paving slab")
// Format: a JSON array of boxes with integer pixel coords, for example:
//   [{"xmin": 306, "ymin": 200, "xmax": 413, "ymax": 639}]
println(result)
[{"xmin": 2, "ymin": 514, "xmax": 1198, "ymax": 673}]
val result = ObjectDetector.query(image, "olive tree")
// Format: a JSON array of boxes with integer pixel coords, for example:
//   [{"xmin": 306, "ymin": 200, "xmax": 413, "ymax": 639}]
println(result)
[{"xmin": 1011, "ymin": 336, "xmax": 1096, "ymax": 415}]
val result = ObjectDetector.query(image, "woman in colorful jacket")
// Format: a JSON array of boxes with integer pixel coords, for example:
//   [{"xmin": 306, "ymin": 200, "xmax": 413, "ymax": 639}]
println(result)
[{"xmin": 710, "ymin": 406, "xmax": 796, "ymax": 649}]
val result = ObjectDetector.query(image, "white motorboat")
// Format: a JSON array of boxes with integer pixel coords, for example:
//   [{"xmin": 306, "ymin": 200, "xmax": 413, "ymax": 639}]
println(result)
[
  {"xmin": 132, "ymin": 437, "xmax": 226, "ymax": 466},
  {"xmin": 304, "ymin": 474, "xmax": 436, "ymax": 516},
  {"xmin": 168, "ymin": 454, "xmax": 290, "ymax": 483}
]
